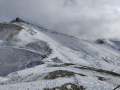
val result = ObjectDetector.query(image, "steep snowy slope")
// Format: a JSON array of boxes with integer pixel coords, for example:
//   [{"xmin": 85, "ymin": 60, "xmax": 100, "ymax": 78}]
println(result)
[{"xmin": 0, "ymin": 18, "xmax": 120, "ymax": 90}]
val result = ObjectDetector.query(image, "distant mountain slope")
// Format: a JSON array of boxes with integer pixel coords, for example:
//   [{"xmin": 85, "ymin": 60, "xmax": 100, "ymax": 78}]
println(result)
[{"xmin": 0, "ymin": 18, "xmax": 120, "ymax": 90}]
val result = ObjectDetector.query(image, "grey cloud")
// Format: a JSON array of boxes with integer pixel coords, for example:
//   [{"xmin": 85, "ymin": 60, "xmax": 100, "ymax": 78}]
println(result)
[{"xmin": 0, "ymin": 0, "xmax": 120, "ymax": 40}]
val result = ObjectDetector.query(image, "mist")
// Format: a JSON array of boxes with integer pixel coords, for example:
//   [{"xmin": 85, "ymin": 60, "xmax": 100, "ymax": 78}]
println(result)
[{"xmin": 0, "ymin": 0, "xmax": 120, "ymax": 40}]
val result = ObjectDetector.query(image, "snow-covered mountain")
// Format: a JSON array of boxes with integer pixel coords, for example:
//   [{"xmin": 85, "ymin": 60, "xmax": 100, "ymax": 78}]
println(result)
[{"xmin": 0, "ymin": 17, "xmax": 120, "ymax": 90}]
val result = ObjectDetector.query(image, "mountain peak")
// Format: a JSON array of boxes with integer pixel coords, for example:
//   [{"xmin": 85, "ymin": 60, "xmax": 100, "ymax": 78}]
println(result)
[
  {"xmin": 11, "ymin": 17, "xmax": 25, "ymax": 23},
  {"xmin": 10, "ymin": 17, "xmax": 30, "ymax": 25},
  {"xmin": 95, "ymin": 39, "xmax": 106, "ymax": 44}
]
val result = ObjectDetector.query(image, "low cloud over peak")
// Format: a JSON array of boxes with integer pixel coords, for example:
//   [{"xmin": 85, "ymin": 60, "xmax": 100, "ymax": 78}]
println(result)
[{"xmin": 0, "ymin": 0, "xmax": 120, "ymax": 40}]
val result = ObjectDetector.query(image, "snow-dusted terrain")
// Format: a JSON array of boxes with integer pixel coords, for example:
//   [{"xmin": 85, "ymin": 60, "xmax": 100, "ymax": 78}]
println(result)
[{"xmin": 0, "ymin": 18, "xmax": 120, "ymax": 90}]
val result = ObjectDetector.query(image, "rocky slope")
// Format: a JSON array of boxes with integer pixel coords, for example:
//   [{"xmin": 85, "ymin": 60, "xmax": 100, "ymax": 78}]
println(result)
[{"xmin": 0, "ymin": 18, "xmax": 120, "ymax": 90}]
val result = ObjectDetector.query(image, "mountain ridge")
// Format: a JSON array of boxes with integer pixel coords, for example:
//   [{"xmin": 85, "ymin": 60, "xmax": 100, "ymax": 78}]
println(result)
[{"xmin": 0, "ymin": 18, "xmax": 120, "ymax": 90}]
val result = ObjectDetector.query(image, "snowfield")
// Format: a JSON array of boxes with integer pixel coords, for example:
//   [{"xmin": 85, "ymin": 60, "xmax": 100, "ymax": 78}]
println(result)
[{"xmin": 0, "ymin": 18, "xmax": 120, "ymax": 90}]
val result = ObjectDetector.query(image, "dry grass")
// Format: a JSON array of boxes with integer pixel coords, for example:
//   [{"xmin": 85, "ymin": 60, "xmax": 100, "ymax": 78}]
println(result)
[
  {"xmin": 44, "ymin": 70, "xmax": 86, "ymax": 80},
  {"xmin": 75, "ymin": 66, "xmax": 120, "ymax": 77},
  {"xmin": 44, "ymin": 83, "xmax": 86, "ymax": 90}
]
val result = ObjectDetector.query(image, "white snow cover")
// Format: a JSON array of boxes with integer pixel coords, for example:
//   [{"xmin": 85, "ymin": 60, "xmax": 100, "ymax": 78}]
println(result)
[{"xmin": 0, "ymin": 21, "xmax": 120, "ymax": 90}]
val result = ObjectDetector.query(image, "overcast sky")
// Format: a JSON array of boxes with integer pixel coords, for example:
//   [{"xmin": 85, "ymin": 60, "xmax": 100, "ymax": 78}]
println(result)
[{"xmin": 0, "ymin": 0, "xmax": 120, "ymax": 40}]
